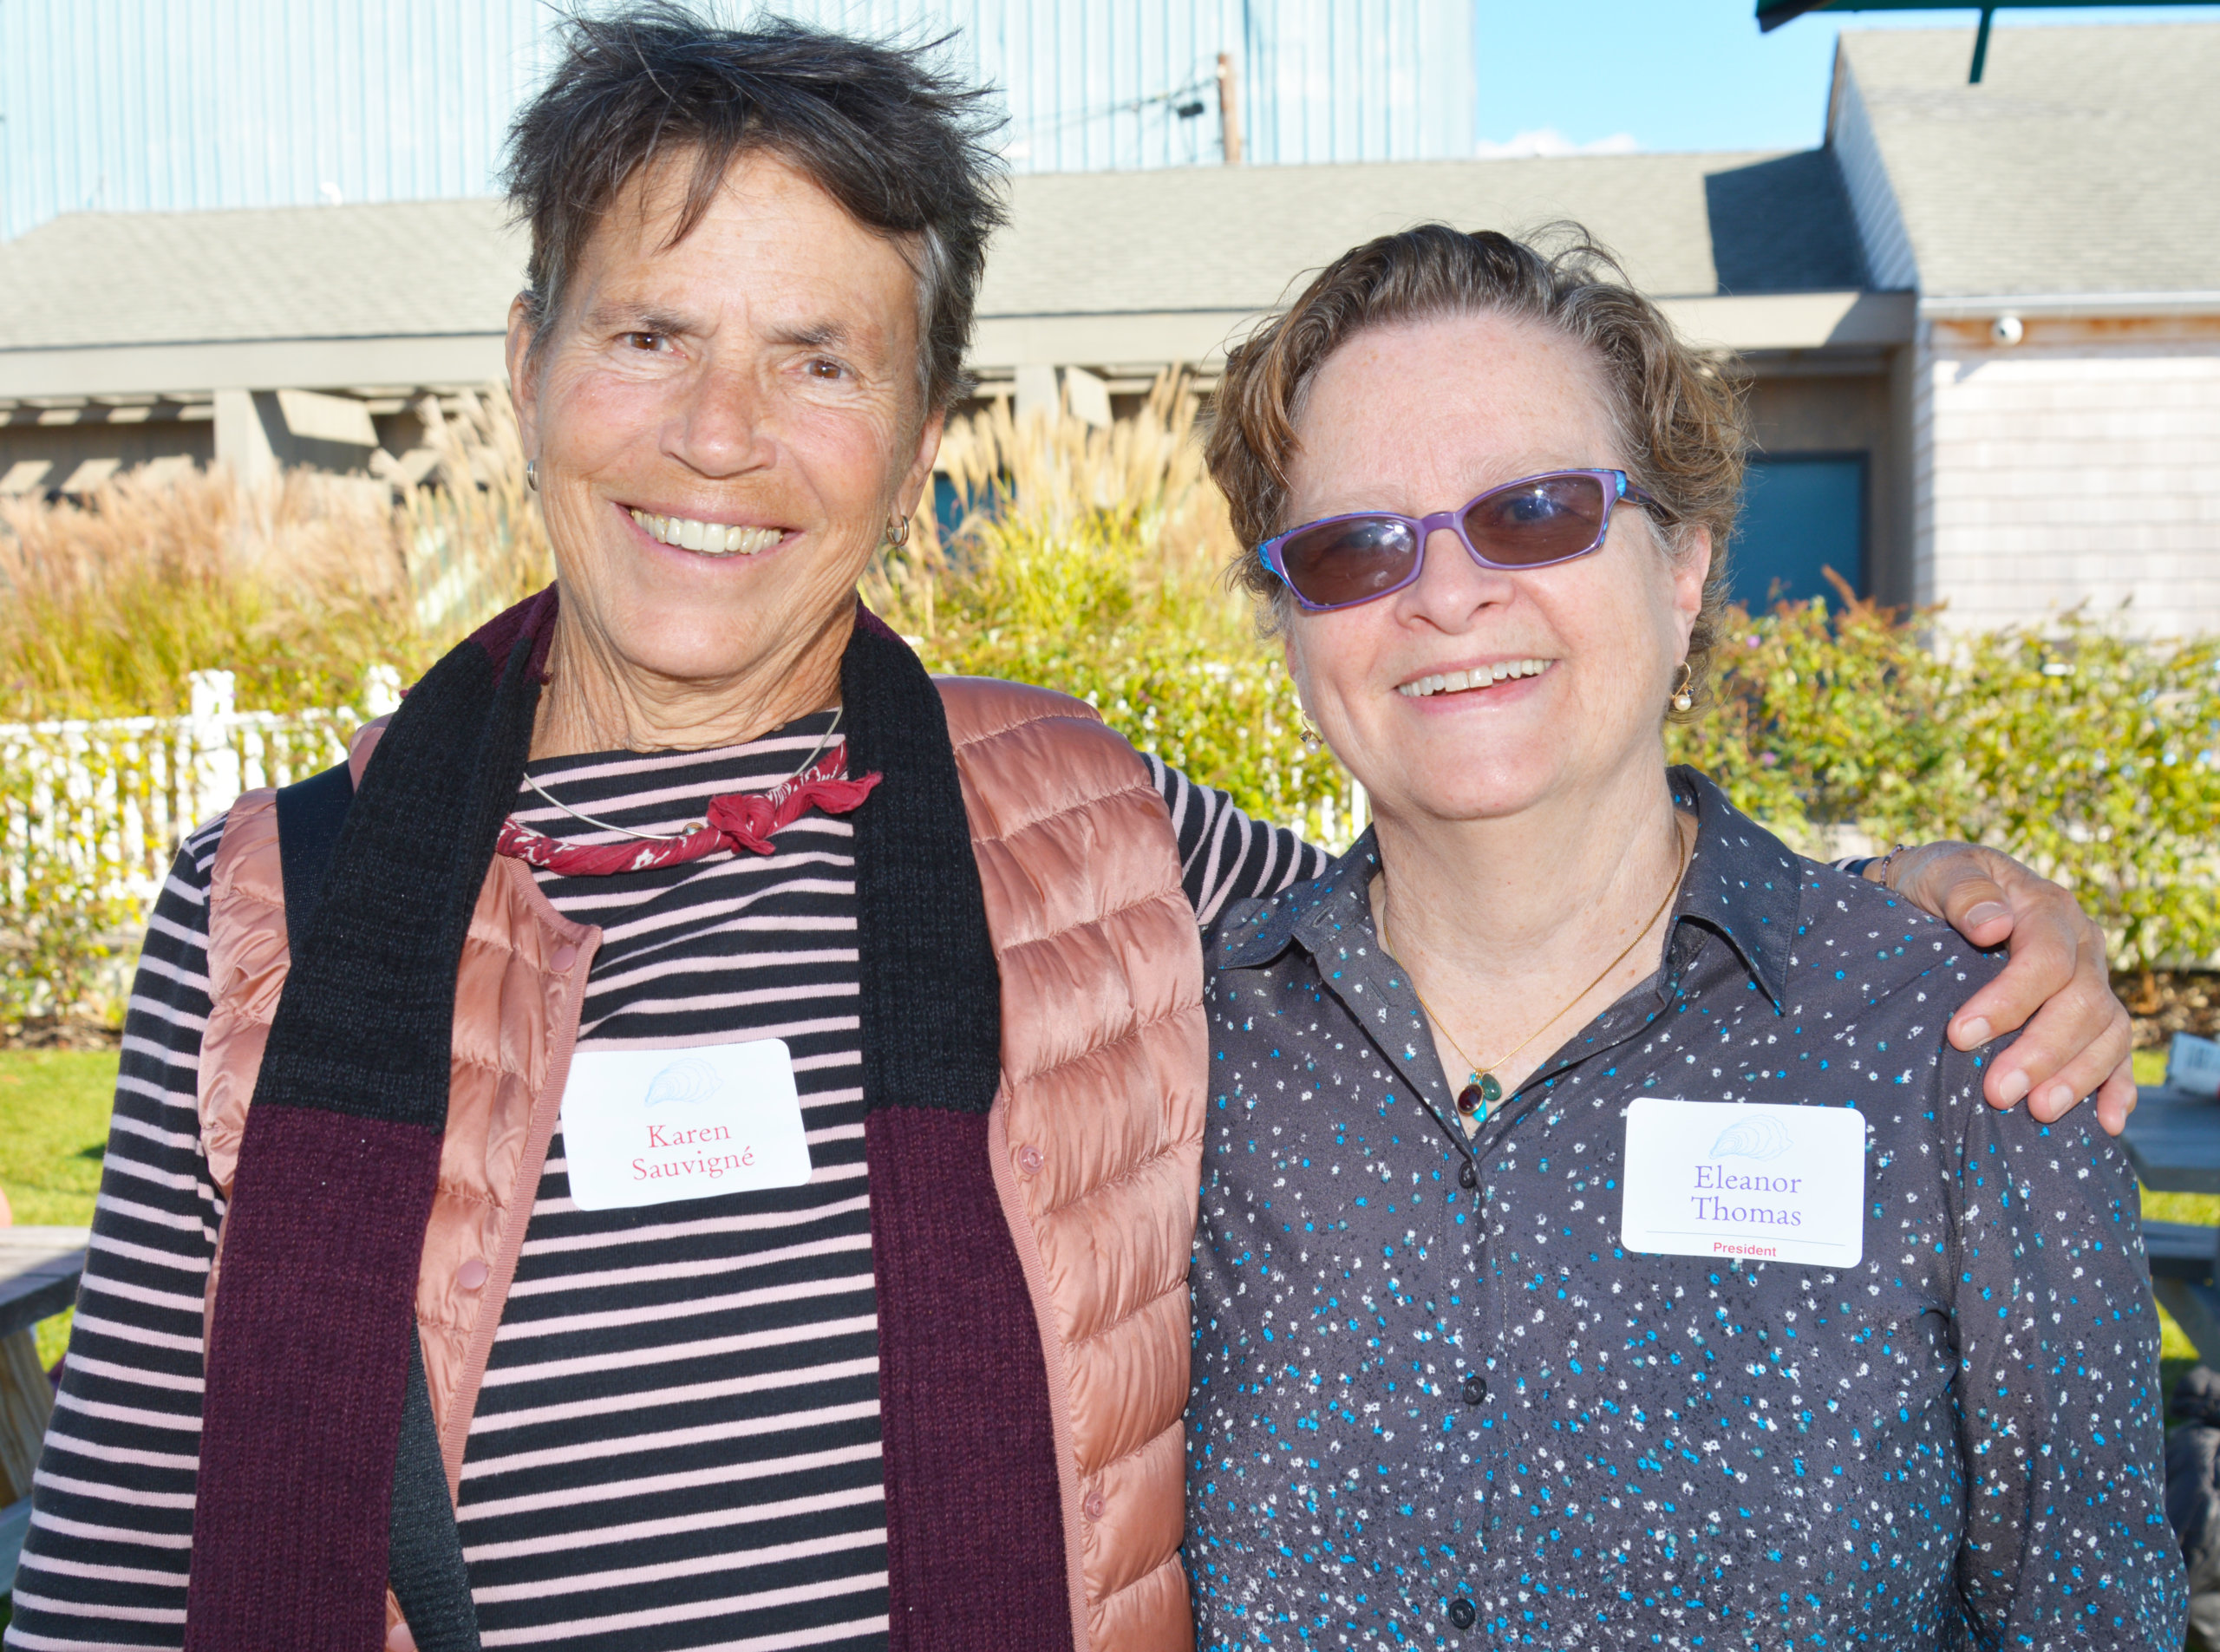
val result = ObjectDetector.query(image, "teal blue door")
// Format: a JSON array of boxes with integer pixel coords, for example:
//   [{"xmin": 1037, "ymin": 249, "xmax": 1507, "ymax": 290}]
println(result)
[{"xmin": 1729, "ymin": 454, "xmax": 1867, "ymax": 611}]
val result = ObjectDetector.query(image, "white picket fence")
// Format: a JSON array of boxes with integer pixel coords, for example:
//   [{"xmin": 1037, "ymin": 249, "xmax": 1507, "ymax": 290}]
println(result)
[{"xmin": 0, "ymin": 669, "xmax": 400, "ymax": 909}]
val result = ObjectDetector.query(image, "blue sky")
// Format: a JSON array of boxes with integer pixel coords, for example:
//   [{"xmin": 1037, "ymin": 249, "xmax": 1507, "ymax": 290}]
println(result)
[{"xmin": 1472, "ymin": 3, "xmax": 2220, "ymax": 155}]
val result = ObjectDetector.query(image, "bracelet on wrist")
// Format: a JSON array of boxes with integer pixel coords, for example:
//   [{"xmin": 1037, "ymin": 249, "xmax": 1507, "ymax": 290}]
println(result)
[{"xmin": 1874, "ymin": 842, "xmax": 1912, "ymax": 890}]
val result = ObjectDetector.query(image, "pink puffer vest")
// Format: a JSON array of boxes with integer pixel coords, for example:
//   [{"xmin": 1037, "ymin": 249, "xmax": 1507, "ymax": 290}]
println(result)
[{"xmin": 198, "ymin": 676, "xmax": 1205, "ymax": 1650}]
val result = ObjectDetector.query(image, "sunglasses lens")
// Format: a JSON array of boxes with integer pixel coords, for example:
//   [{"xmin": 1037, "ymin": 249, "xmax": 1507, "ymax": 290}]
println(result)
[
  {"xmin": 1276, "ymin": 516, "xmax": 1420, "ymax": 608},
  {"xmin": 1462, "ymin": 473, "xmax": 1610, "ymax": 566}
]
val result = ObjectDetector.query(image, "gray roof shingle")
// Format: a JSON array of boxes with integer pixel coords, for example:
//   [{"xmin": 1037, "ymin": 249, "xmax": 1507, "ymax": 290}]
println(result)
[
  {"xmin": 0, "ymin": 199, "xmax": 525, "ymax": 351},
  {"xmin": 1838, "ymin": 22, "xmax": 2220, "ymax": 298},
  {"xmin": 0, "ymin": 150, "xmax": 1869, "ymax": 356},
  {"xmin": 976, "ymin": 149, "xmax": 1864, "ymax": 317}
]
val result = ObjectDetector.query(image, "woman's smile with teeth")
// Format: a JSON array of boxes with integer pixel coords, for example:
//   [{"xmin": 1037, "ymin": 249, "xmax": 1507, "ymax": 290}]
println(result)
[
  {"xmin": 1397, "ymin": 657, "xmax": 1553, "ymax": 697},
  {"xmin": 629, "ymin": 508, "xmax": 785, "ymax": 556}
]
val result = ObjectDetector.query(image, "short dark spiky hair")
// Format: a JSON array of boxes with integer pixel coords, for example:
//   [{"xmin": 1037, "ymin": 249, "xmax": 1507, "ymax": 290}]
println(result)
[{"xmin": 504, "ymin": 3, "xmax": 1006, "ymax": 415}]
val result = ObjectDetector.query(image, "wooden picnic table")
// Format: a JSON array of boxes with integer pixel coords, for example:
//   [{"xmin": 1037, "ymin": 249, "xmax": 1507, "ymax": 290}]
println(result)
[
  {"xmin": 0, "ymin": 1227, "xmax": 88, "ymax": 1342},
  {"xmin": 0, "ymin": 1226, "xmax": 88, "ymax": 1595},
  {"xmin": 2126, "ymin": 1083, "xmax": 2220, "ymax": 1367}
]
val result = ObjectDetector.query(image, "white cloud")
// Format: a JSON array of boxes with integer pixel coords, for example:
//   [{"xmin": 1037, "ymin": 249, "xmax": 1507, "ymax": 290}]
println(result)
[{"xmin": 1473, "ymin": 127, "xmax": 1642, "ymax": 160}]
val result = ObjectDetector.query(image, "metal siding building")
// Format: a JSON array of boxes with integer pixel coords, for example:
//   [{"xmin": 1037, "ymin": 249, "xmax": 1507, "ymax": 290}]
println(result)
[{"xmin": 0, "ymin": 0, "xmax": 1476, "ymax": 241}]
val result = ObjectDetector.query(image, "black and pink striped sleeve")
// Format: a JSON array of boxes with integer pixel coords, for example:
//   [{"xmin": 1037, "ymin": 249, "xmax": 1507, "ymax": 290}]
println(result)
[{"xmin": 1146, "ymin": 758, "xmax": 1331, "ymax": 927}]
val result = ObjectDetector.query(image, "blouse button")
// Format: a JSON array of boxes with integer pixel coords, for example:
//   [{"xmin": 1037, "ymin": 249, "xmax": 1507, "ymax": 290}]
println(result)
[
  {"xmin": 1448, "ymin": 1597, "xmax": 1478, "ymax": 1629},
  {"xmin": 1016, "ymin": 1145, "xmax": 1046, "ymax": 1177},
  {"xmin": 1458, "ymin": 1161, "xmax": 1478, "ymax": 1190},
  {"xmin": 1461, "ymin": 1374, "xmax": 1488, "ymax": 1406},
  {"xmin": 456, "ymin": 1257, "xmax": 490, "ymax": 1290}
]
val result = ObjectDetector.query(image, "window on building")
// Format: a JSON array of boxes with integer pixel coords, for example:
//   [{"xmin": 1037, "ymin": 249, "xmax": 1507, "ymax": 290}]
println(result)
[{"xmin": 1728, "ymin": 453, "xmax": 1867, "ymax": 612}]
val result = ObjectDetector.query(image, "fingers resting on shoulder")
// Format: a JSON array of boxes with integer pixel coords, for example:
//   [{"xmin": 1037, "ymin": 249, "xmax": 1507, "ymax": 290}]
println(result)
[{"xmin": 1870, "ymin": 841, "xmax": 2135, "ymax": 1136}]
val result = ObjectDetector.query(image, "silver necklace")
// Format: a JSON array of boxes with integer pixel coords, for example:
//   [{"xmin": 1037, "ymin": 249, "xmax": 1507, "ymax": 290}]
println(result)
[{"xmin": 519, "ymin": 707, "xmax": 845, "ymax": 843}]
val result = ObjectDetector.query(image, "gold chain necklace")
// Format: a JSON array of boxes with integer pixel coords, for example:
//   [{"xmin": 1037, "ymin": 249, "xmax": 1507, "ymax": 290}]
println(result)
[{"xmin": 1380, "ymin": 819, "xmax": 1691, "ymax": 1126}]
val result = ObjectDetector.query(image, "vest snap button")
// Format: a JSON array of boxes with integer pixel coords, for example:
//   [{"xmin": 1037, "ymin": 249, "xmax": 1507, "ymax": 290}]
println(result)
[
  {"xmin": 456, "ymin": 1257, "xmax": 490, "ymax": 1290},
  {"xmin": 1081, "ymin": 1489, "xmax": 1105, "ymax": 1521},
  {"xmin": 1016, "ymin": 1145, "xmax": 1045, "ymax": 1177},
  {"xmin": 552, "ymin": 943, "xmax": 578, "ymax": 972}
]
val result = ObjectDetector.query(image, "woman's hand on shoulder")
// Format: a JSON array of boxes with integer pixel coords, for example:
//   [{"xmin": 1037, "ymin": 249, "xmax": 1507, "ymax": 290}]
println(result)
[{"xmin": 1875, "ymin": 841, "xmax": 2135, "ymax": 1136}]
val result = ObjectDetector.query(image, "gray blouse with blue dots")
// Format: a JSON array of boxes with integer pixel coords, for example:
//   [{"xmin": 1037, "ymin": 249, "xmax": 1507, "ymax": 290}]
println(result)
[{"xmin": 1185, "ymin": 767, "xmax": 2185, "ymax": 1649}]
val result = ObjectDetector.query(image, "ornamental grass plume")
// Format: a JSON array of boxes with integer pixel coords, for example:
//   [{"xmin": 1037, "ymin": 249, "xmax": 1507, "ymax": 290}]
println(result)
[
  {"xmin": 399, "ymin": 384, "xmax": 555, "ymax": 641},
  {"xmin": 865, "ymin": 371, "xmax": 1363, "ymax": 846},
  {"xmin": 0, "ymin": 464, "xmax": 421, "ymax": 720}
]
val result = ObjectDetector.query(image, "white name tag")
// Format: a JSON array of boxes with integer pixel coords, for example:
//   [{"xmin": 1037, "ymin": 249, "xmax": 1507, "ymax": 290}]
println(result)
[
  {"xmin": 1619, "ymin": 1096, "xmax": 1866, "ymax": 1268},
  {"xmin": 560, "ymin": 1040, "xmax": 813, "ymax": 1211},
  {"xmin": 2167, "ymin": 1032, "xmax": 2220, "ymax": 1098}
]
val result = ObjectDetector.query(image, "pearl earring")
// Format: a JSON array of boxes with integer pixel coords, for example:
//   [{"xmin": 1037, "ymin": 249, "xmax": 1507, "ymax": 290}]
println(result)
[{"xmin": 1670, "ymin": 662, "xmax": 1695, "ymax": 714}]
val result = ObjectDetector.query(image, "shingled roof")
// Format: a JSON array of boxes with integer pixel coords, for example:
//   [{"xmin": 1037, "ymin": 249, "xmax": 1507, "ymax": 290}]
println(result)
[
  {"xmin": 0, "ymin": 199, "xmax": 525, "ymax": 351},
  {"xmin": 976, "ymin": 147, "xmax": 1867, "ymax": 319},
  {"xmin": 1833, "ymin": 22, "xmax": 2220, "ymax": 299},
  {"xmin": 0, "ymin": 147, "xmax": 1869, "ymax": 361}
]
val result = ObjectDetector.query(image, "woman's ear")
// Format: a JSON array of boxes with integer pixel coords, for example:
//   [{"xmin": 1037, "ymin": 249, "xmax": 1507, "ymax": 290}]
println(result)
[
  {"xmin": 1671, "ymin": 524, "xmax": 1712, "ymax": 650},
  {"xmin": 506, "ymin": 293, "xmax": 542, "ymax": 456},
  {"xmin": 897, "ymin": 408, "xmax": 947, "ymax": 521}
]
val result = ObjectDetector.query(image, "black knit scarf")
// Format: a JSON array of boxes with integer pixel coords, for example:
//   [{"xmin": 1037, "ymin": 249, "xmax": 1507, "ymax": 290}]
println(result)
[{"xmin": 184, "ymin": 589, "xmax": 1014, "ymax": 1649}]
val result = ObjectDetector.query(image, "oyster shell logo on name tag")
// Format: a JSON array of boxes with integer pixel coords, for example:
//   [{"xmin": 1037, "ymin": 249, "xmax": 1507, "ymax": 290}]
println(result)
[
  {"xmin": 560, "ymin": 1039, "xmax": 813, "ymax": 1211},
  {"xmin": 1619, "ymin": 1096, "xmax": 1867, "ymax": 1267}
]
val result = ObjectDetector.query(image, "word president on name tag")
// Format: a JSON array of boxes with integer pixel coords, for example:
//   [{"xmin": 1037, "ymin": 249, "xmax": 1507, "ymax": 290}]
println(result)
[
  {"xmin": 1619, "ymin": 1095, "xmax": 1866, "ymax": 1268},
  {"xmin": 561, "ymin": 1039, "xmax": 813, "ymax": 1211}
]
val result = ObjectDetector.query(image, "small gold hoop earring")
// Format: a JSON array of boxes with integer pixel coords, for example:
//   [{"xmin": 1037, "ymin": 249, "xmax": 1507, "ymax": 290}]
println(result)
[
  {"xmin": 885, "ymin": 512, "xmax": 911, "ymax": 549},
  {"xmin": 1670, "ymin": 662, "xmax": 1695, "ymax": 714},
  {"xmin": 525, "ymin": 459, "xmax": 539, "ymax": 492}
]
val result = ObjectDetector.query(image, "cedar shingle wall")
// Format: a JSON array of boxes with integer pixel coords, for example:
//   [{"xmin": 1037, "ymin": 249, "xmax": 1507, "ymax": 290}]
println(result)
[{"xmin": 1916, "ymin": 335, "xmax": 2220, "ymax": 635}]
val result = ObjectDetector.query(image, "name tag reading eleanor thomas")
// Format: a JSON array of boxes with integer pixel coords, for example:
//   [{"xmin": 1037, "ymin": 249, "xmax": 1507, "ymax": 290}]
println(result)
[
  {"xmin": 561, "ymin": 1040, "xmax": 812, "ymax": 1212},
  {"xmin": 1619, "ymin": 1097, "xmax": 1866, "ymax": 1268}
]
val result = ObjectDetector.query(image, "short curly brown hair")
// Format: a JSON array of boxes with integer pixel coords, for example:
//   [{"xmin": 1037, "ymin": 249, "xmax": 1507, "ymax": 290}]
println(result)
[{"xmin": 1207, "ymin": 223, "xmax": 1746, "ymax": 715}]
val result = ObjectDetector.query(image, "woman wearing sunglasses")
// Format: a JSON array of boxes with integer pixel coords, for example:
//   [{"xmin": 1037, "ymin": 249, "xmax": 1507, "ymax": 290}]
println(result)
[{"xmin": 1182, "ymin": 225, "xmax": 2185, "ymax": 1648}]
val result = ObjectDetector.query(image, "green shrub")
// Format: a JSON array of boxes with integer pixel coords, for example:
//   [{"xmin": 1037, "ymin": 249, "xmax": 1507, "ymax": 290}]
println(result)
[{"xmin": 1677, "ymin": 588, "xmax": 2220, "ymax": 975}]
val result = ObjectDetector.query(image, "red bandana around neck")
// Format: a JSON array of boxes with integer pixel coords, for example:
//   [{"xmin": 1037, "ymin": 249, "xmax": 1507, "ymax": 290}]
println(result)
[{"xmin": 495, "ymin": 748, "xmax": 881, "ymax": 877}]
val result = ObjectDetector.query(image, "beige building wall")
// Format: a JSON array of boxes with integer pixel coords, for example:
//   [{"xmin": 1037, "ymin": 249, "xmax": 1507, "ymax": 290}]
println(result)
[{"xmin": 1912, "ymin": 316, "xmax": 2220, "ymax": 635}]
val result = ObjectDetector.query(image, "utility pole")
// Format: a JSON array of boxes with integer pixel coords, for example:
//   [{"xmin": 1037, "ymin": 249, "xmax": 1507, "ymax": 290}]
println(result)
[{"xmin": 1217, "ymin": 51, "xmax": 1244, "ymax": 167}]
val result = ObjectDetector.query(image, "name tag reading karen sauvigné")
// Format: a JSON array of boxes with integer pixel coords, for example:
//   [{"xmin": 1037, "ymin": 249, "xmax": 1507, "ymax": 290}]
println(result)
[{"xmin": 561, "ymin": 1039, "xmax": 813, "ymax": 1212}]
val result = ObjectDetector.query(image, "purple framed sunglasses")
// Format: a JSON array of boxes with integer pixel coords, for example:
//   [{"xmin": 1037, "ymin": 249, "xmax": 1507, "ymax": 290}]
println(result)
[{"xmin": 1257, "ymin": 467, "xmax": 1662, "ymax": 613}]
